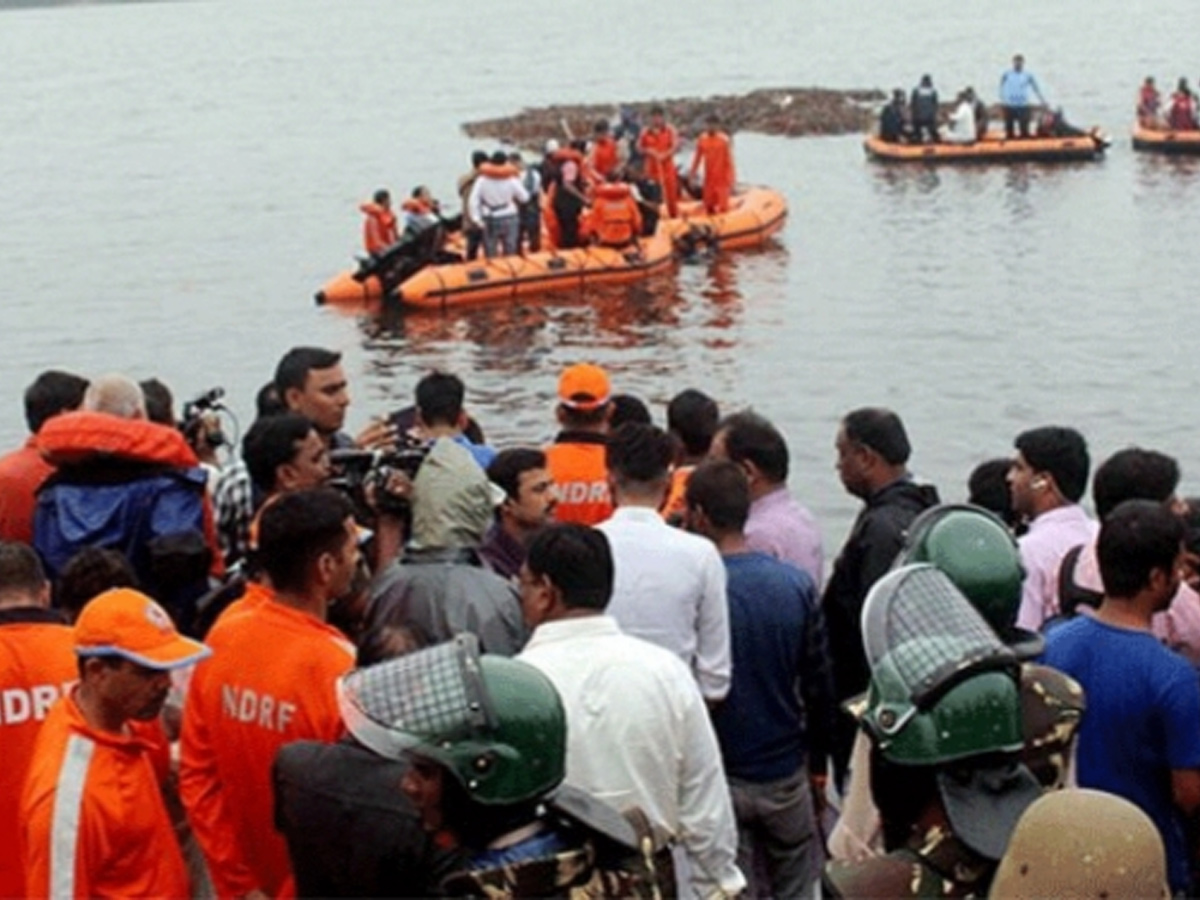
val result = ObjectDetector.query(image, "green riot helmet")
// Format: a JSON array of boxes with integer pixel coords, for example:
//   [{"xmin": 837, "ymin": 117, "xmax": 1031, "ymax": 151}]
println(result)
[
  {"xmin": 899, "ymin": 504, "xmax": 1037, "ymax": 656},
  {"xmin": 860, "ymin": 564, "xmax": 1023, "ymax": 766},
  {"xmin": 337, "ymin": 634, "xmax": 566, "ymax": 805}
]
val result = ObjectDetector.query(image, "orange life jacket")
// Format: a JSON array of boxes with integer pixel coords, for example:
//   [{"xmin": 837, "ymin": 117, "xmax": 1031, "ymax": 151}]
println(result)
[
  {"xmin": 400, "ymin": 198, "xmax": 432, "ymax": 216},
  {"xmin": 477, "ymin": 162, "xmax": 519, "ymax": 180},
  {"xmin": 585, "ymin": 183, "xmax": 642, "ymax": 247},
  {"xmin": 359, "ymin": 203, "xmax": 398, "ymax": 254},
  {"xmin": 544, "ymin": 436, "xmax": 612, "ymax": 526},
  {"xmin": 591, "ymin": 136, "xmax": 620, "ymax": 178},
  {"xmin": 38, "ymin": 411, "xmax": 199, "ymax": 469}
]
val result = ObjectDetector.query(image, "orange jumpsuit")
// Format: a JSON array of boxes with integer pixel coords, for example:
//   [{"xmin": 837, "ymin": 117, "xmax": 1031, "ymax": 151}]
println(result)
[
  {"xmin": 360, "ymin": 202, "xmax": 398, "ymax": 254},
  {"xmin": 22, "ymin": 691, "xmax": 190, "ymax": 900},
  {"xmin": 179, "ymin": 593, "xmax": 354, "ymax": 898},
  {"xmin": 590, "ymin": 135, "xmax": 621, "ymax": 180},
  {"xmin": 689, "ymin": 130, "xmax": 737, "ymax": 214},
  {"xmin": 544, "ymin": 433, "xmax": 613, "ymax": 526},
  {"xmin": 638, "ymin": 124, "xmax": 681, "ymax": 217},
  {"xmin": 0, "ymin": 612, "xmax": 76, "ymax": 899}
]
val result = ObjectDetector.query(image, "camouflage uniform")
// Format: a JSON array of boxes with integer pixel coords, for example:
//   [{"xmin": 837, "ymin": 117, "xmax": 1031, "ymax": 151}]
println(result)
[
  {"xmin": 441, "ymin": 807, "xmax": 676, "ymax": 899},
  {"xmin": 1018, "ymin": 663, "xmax": 1085, "ymax": 790},
  {"xmin": 823, "ymin": 825, "xmax": 992, "ymax": 898}
]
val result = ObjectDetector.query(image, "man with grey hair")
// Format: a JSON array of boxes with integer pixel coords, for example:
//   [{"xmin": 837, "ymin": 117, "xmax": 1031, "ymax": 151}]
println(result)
[
  {"xmin": 82, "ymin": 373, "xmax": 147, "ymax": 419},
  {"xmin": 33, "ymin": 373, "xmax": 216, "ymax": 631}
]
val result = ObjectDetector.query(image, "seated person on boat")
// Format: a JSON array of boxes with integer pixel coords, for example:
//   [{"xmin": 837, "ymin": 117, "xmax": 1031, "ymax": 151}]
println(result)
[
  {"xmin": 943, "ymin": 90, "xmax": 977, "ymax": 145},
  {"xmin": 580, "ymin": 180, "xmax": 642, "ymax": 250}
]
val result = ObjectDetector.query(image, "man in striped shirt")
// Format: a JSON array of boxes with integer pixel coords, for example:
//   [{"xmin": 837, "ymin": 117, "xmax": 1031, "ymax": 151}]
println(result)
[{"xmin": 21, "ymin": 588, "xmax": 210, "ymax": 899}]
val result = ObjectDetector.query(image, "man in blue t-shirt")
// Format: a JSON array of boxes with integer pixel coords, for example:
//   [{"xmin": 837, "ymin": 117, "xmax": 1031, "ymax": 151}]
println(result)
[
  {"xmin": 413, "ymin": 371, "xmax": 496, "ymax": 471},
  {"xmin": 685, "ymin": 460, "xmax": 836, "ymax": 899},
  {"xmin": 1000, "ymin": 53, "xmax": 1048, "ymax": 139},
  {"xmin": 1042, "ymin": 499, "xmax": 1200, "ymax": 895}
]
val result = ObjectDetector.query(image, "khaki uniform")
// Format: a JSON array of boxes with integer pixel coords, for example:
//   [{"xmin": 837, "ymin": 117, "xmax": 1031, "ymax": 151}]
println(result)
[
  {"xmin": 828, "ymin": 663, "xmax": 1086, "ymax": 862},
  {"xmin": 824, "ymin": 825, "xmax": 992, "ymax": 898}
]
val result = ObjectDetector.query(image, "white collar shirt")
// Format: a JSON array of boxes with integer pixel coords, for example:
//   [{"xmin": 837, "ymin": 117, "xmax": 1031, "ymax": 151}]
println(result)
[{"xmin": 597, "ymin": 506, "xmax": 731, "ymax": 701}]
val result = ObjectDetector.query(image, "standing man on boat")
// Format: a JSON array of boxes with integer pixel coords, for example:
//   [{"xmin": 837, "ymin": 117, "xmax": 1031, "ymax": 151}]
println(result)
[
  {"xmin": 909, "ymin": 74, "xmax": 940, "ymax": 143},
  {"xmin": 637, "ymin": 106, "xmax": 681, "ymax": 218},
  {"xmin": 1000, "ymin": 54, "xmax": 1047, "ymax": 139},
  {"xmin": 688, "ymin": 114, "xmax": 737, "ymax": 214},
  {"xmin": 457, "ymin": 151, "xmax": 488, "ymax": 261},
  {"xmin": 468, "ymin": 151, "xmax": 529, "ymax": 259}
]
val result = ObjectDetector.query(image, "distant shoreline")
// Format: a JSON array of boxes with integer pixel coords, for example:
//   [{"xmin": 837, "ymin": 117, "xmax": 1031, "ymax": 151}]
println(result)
[{"xmin": 461, "ymin": 88, "xmax": 887, "ymax": 148}]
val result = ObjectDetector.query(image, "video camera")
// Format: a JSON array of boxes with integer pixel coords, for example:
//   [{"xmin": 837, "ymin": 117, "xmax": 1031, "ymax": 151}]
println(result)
[
  {"xmin": 181, "ymin": 387, "xmax": 228, "ymax": 451},
  {"xmin": 328, "ymin": 445, "xmax": 430, "ymax": 519}
]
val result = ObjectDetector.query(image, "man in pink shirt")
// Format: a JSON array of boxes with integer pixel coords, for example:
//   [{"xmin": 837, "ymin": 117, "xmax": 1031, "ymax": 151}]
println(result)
[
  {"xmin": 710, "ymin": 411, "xmax": 824, "ymax": 589},
  {"xmin": 1008, "ymin": 426, "xmax": 1097, "ymax": 631},
  {"xmin": 1058, "ymin": 447, "xmax": 1200, "ymax": 666}
]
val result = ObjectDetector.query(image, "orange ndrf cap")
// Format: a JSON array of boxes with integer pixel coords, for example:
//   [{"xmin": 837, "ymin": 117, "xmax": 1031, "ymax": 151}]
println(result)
[
  {"xmin": 558, "ymin": 364, "xmax": 611, "ymax": 411},
  {"xmin": 74, "ymin": 588, "xmax": 211, "ymax": 670}
]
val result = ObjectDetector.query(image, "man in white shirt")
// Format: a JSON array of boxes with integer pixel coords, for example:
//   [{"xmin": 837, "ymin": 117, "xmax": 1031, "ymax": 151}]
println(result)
[
  {"xmin": 597, "ymin": 422, "xmax": 731, "ymax": 702},
  {"xmin": 517, "ymin": 523, "xmax": 745, "ymax": 900},
  {"xmin": 1008, "ymin": 425, "xmax": 1098, "ymax": 631},
  {"xmin": 467, "ymin": 150, "xmax": 529, "ymax": 258}
]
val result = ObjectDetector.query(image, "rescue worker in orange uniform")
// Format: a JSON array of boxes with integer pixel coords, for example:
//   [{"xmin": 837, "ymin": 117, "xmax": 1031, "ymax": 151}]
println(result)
[
  {"xmin": 0, "ymin": 544, "xmax": 76, "ymax": 900},
  {"xmin": 637, "ymin": 105, "xmax": 681, "ymax": 217},
  {"xmin": 589, "ymin": 119, "xmax": 621, "ymax": 181},
  {"xmin": 360, "ymin": 188, "xmax": 399, "ymax": 255},
  {"xmin": 688, "ymin": 114, "xmax": 737, "ymax": 214},
  {"xmin": 180, "ymin": 488, "xmax": 358, "ymax": 899},
  {"xmin": 544, "ymin": 364, "xmax": 614, "ymax": 526},
  {"xmin": 581, "ymin": 180, "xmax": 643, "ymax": 248},
  {"xmin": 21, "ymin": 587, "xmax": 210, "ymax": 900}
]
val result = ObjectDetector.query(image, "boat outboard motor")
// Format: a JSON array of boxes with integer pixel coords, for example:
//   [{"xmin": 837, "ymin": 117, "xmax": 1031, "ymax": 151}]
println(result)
[{"xmin": 354, "ymin": 221, "xmax": 447, "ymax": 296}]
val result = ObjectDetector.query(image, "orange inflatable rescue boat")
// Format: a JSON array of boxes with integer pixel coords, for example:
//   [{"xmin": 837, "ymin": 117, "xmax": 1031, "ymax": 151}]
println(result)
[
  {"xmin": 314, "ymin": 186, "xmax": 787, "ymax": 310},
  {"xmin": 864, "ymin": 130, "xmax": 1108, "ymax": 164},
  {"xmin": 1131, "ymin": 123, "xmax": 1200, "ymax": 154}
]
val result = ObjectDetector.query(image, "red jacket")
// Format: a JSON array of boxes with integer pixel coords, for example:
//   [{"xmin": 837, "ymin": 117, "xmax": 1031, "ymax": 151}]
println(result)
[{"xmin": 0, "ymin": 437, "xmax": 54, "ymax": 544}]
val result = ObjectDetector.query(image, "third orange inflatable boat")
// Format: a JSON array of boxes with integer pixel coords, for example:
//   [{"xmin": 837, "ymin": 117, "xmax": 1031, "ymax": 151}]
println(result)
[{"xmin": 864, "ymin": 130, "xmax": 1108, "ymax": 163}]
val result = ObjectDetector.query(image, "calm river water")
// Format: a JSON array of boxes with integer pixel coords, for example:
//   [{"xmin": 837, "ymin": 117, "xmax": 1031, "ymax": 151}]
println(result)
[{"xmin": 3, "ymin": 0, "xmax": 1200, "ymax": 545}]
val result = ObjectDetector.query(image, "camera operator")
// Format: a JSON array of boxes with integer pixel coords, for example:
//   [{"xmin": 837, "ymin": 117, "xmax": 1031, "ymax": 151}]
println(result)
[{"xmin": 365, "ymin": 438, "xmax": 526, "ymax": 657}]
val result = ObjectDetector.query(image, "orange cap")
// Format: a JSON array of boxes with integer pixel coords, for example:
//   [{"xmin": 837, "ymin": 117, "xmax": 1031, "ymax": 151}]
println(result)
[
  {"xmin": 558, "ymin": 364, "xmax": 611, "ymax": 411},
  {"xmin": 74, "ymin": 588, "xmax": 211, "ymax": 670}
]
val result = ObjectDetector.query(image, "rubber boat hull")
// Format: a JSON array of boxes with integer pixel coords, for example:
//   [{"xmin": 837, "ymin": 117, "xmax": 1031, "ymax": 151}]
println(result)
[
  {"xmin": 397, "ymin": 228, "xmax": 675, "ymax": 310},
  {"xmin": 664, "ymin": 186, "xmax": 788, "ymax": 251},
  {"xmin": 1132, "ymin": 124, "xmax": 1200, "ymax": 155},
  {"xmin": 864, "ymin": 131, "xmax": 1107, "ymax": 164},
  {"xmin": 314, "ymin": 186, "xmax": 787, "ymax": 309}
]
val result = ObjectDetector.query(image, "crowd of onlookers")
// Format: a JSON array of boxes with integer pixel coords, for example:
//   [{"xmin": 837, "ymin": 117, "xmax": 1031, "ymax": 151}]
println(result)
[{"xmin": 1, "ymin": 348, "xmax": 1198, "ymax": 897}]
